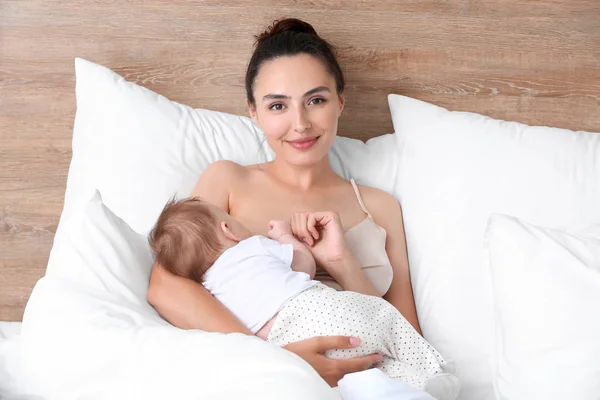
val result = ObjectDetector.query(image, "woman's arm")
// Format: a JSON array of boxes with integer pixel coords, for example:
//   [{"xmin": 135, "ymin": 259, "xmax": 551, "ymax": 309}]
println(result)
[
  {"xmin": 147, "ymin": 160, "xmax": 249, "ymax": 332},
  {"xmin": 148, "ymin": 263, "xmax": 251, "ymax": 333},
  {"xmin": 326, "ymin": 252, "xmax": 380, "ymax": 297},
  {"xmin": 367, "ymin": 190, "xmax": 422, "ymax": 335},
  {"xmin": 292, "ymin": 212, "xmax": 380, "ymax": 297}
]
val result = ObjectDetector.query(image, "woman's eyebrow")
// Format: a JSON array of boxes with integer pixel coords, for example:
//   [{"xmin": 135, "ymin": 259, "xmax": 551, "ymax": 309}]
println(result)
[
  {"xmin": 263, "ymin": 93, "xmax": 289, "ymax": 101},
  {"xmin": 304, "ymin": 86, "xmax": 330, "ymax": 97},
  {"xmin": 262, "ymin": 86, "xmax": 331, "ymax": 102}
]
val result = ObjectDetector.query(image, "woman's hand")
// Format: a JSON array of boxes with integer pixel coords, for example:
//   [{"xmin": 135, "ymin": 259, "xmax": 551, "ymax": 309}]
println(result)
[
  {"xmin": 290, "ymin": 211, "xmax": 349, "ymax": 266},
  {"xmin": 283, "ymin": 336, "xmax": 383, "ymax": 387},
  {"xmin": 291, "ymin": 211, "xmax": 381, "ymax": 297}
]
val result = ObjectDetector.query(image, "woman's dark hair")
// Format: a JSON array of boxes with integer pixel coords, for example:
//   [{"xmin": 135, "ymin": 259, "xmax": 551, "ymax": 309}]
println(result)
[{"xmin": 245, "ymin": 18, "xmax": 345, "ymax": 106}]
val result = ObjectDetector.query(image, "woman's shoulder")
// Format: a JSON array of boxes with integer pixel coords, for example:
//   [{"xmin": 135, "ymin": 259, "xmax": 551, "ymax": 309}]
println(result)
[
  {"xmin": 190, "ymin": 161, "xmax": 254, "ymax": 209},
  {"xmin": 355, "ymin": 183, "xmax": 398, "ymax": 207},
  {"xmin": 203, "ymin": 160, "xmax": 267, "ymax": 178},
  {"xmin": 191, "ymin": 160, "xmax": 267, "ymax": 196},
  {"xmin": 203, "ymin": 159, "xmax": 247, "ymax": 176},
  {"xmin": 355, "ymin": 183, "xmax": 402, "ymax": 223}
]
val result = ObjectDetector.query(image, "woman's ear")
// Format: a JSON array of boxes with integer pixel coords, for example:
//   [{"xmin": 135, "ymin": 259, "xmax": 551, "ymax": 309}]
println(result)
[
  {"xmin": 220, "ymin": 221, "xmax": 242, "ymax": 242},
  {"xmin": 247, "ymin": 100, "xmax": 258, "ymax": 122},
  {"xmin": 338, "ymin": 95, "xmax": 345, "ymax": 116}
]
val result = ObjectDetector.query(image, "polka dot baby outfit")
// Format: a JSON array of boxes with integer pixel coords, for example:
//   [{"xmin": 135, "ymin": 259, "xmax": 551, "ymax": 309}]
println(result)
[{"xmin": 266, "ymin": 283, "xmax": 453, "ymax": 395}]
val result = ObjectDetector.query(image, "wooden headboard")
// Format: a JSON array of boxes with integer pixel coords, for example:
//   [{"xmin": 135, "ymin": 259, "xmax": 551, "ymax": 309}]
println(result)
[{"xmin": 1, "ymin": 1, "xmax": 599, "ymax": 321}]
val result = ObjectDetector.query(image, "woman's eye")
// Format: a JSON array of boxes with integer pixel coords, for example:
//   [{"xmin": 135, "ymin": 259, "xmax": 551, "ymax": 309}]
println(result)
[
  {"xmin": 269, "ymin": 103, "xmax": 285, "ymax": 111},
  {"xmin": 309, "ymin": 98, "xmax": 326, "ymax": 105}
]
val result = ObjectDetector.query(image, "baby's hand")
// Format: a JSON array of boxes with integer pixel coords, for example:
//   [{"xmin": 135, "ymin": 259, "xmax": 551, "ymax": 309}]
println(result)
[{"xmin": 267, "ymin": 220, "xmax": 293, "ymax": 241}]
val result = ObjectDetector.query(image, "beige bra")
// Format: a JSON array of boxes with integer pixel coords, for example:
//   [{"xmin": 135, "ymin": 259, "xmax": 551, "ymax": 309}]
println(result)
[{"xmin": 314, "ymin": 178, "xmax": 394, "ymax": 295}]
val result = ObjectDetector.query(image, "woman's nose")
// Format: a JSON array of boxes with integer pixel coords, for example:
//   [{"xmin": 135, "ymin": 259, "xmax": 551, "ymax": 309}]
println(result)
[{"xmin": 293, "ymin": 107, "xmax": 311, "ymax": 133}]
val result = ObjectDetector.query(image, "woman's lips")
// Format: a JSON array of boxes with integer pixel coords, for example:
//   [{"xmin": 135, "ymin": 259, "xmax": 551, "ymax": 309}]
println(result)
[{"xmin": 286, "ymin": 136, "xmax": 319, "ymax": 150}]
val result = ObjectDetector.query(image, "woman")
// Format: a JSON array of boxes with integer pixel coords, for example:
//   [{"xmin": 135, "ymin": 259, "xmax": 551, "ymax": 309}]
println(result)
[{"xmin": 147, "ymin": 17, "xmax": 421, "ymax": 387}]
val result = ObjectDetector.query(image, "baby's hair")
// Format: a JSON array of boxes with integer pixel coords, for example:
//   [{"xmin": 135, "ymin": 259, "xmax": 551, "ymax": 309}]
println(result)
[{"xmin": 148, "ymin": 197, "xmax": 223, "ymax": 283}]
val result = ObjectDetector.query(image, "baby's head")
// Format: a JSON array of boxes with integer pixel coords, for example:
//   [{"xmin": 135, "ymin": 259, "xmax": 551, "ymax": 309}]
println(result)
[{"xmin": 148, "ymin": 197, "xmax": 251, "ymax": 283}]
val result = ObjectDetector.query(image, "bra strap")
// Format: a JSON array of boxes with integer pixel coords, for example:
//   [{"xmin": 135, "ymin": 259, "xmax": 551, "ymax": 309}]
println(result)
[{"xmin": 350, "ymin": 178, "xmax": 371, "ymax": 217}]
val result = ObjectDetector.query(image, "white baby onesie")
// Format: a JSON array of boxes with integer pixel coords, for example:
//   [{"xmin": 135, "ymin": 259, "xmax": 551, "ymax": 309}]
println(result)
[{"xmin": 202, "ymin": 235, "xmax": 317, "ymax": 333}]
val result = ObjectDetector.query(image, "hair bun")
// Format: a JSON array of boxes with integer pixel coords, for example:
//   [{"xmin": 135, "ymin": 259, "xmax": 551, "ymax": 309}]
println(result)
[{"xmin": 255, "ymin": 18, "xmax": 318, "ymax": 45}]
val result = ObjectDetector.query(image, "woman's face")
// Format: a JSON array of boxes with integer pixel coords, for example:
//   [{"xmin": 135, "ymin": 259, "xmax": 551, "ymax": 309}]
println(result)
[{"xmin": 249, "ymin": 54, "xmax": 344, "ymax": 167}]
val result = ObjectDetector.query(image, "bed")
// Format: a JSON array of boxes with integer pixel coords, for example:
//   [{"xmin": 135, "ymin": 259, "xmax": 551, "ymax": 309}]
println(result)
[{"xmin": 1, "ymin": 1, "xmax": 599, "ymax": 399}]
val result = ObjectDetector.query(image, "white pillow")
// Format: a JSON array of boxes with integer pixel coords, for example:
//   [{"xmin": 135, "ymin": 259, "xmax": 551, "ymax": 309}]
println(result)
[
  {"xmin": 388, "ymin": 94, "xmax": 600, "ymax": 400},
  {"xmin": 58, "ymin": 59, "xmax": 272, "ymax": 240},
  {"xmin": 21, "ymin": 191, "xmax": 336, "ymax": 400},
  {"xmin": 486, "ymin": 214, "xmax": 600, "ymax": 400}
]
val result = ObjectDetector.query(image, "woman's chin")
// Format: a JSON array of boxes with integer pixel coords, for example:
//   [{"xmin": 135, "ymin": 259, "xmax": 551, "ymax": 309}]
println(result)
[{"xmin": 287, "ymin": 151, "xmax": 329, "ymax": 168}]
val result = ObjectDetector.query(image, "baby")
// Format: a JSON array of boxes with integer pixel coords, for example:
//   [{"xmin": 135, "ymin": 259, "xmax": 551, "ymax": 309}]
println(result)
[{"xmin": 148, "ymin": 197, "xmax": 459, "ymax": 400}]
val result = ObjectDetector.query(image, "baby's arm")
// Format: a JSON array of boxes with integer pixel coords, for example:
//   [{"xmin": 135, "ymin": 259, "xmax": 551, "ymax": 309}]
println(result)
[
  {"xmin": 268, "ymin": 220, "xmax": 316, "ymax": 279},
  {"xmin": 278, "ymin": 233, "xmax": 317, "ymax": 279}
]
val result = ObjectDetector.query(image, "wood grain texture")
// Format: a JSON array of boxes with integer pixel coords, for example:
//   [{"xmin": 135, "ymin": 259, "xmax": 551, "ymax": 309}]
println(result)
[{"xmin": 1, "ymin": 0, "xmax": 599, "ymax": 320}]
